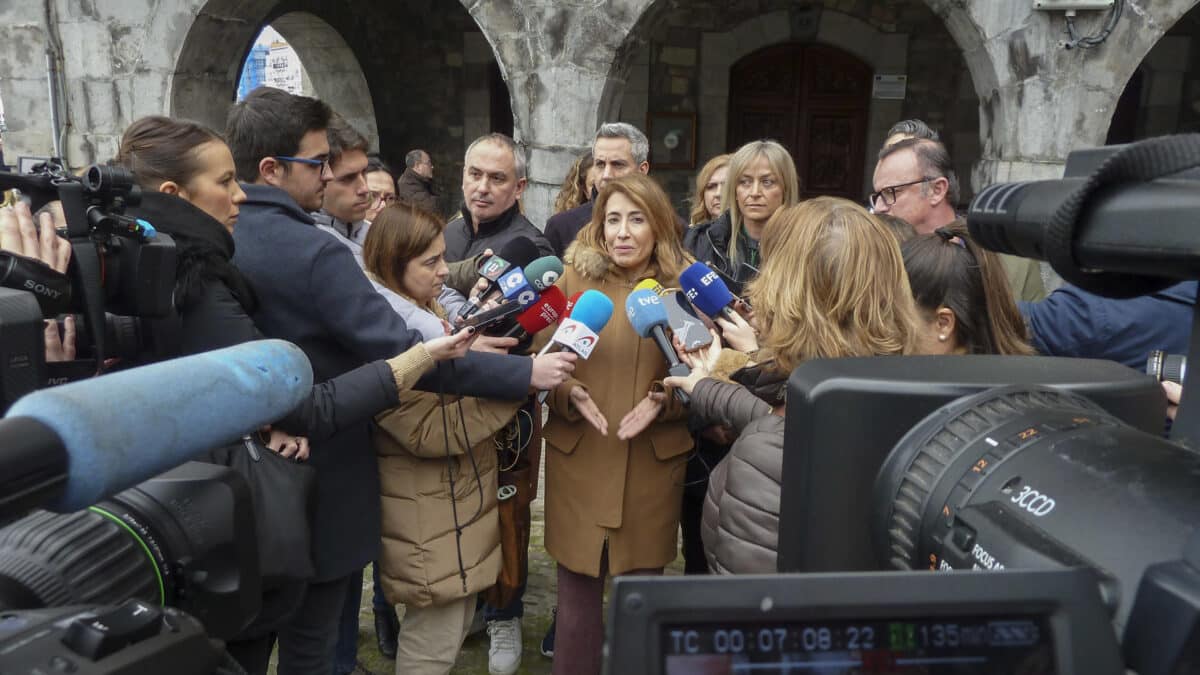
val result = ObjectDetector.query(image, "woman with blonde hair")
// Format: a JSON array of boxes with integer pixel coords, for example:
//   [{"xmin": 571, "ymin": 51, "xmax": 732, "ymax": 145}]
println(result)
[
  {"xmin": 553, "ymin": 150, "xmax": 596, "ymax": 214},
  {"xmin": 688, "ymin": 153, "xmax": 730, "ymax": 226},
  {"xmin": 666, "ymin": 197, "xmax": 920, "ymax": 575},
  {"xmin": 540, "ymin": 173, "xmax": 694, "ymax": 675},
  {"xmin": 684, "ymin": 140, "xmax": 799, "ymax": 296}
]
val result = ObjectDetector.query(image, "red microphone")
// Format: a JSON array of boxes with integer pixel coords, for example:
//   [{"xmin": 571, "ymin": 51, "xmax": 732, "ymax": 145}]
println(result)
[
  {"xmin": 502, "ymin": 286, "xmax": 567, "ymax": 339},
  {"xmin": 563, "ymin": 290, "xmax": 585, "ymax": 317}
]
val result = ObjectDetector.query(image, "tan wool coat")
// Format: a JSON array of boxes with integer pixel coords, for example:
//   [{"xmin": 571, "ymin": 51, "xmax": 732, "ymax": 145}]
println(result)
[
  {"xmin": 538, "ymin": 243, "xmax": 694, "ymax": 577},
  {"xmin": 375, "ymin": 389, "xmax": 523, "ymax": 608}
]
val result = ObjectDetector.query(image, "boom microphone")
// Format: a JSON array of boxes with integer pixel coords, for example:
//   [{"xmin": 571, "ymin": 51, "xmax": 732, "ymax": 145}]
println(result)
[
  {"xmin": 626, "ymin": 289, "xmax": 690, "ymax": 404},
  {"xmin": 502, "ymin": 286, "xmax": 567, "ymax": 339},
  {"xmin": 536, "ymin": 290, "xmax": 614, "ymax": 403},
  {"xmin": 679, "ymin": 261, "xmax": 740, "ymax": 322},
  {"xmin": 1, "ymin": 339, "xmax": 313, "ymax": 514},
  {"xmin": 461, "ymin": 236, "xmax": 540, "ymax": 318},
  {"xmin": 634, "ymin": 279, "xmax": 713, "ymax": 350}
]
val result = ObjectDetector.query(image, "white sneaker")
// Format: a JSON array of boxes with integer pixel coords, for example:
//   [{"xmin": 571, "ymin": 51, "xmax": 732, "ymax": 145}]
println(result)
[{"xmin": 487, "ymin": 618, "xmax": 522, "ymax": 675}]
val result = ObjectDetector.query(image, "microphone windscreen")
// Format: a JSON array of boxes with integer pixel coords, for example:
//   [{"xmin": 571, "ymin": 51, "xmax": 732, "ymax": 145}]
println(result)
[
  {"xmin": 497, "ymin": 236, "xmax": 540, "ymax": 269},
  {"xmin": 625, "ymin": 289, "xmax": 671, "ymax": 338},
  {"xmin": 516, "ymin": 286, "xmax": 567, "ymax": 335},
  {"xmin": 680, "ymin": 262, "xmax": 736, "ymax": 318},
  {"xmin": 9, "ymin": 339, "xmax": 314, "ymax": 512},
  {"xmin": 524, "ymin": 256, "xmax": 564, "ymax": 292},
  {"xmin": 569, "ymin": 290, "xmax": 614, "ymax": 333},
  {"xmin": 634, "ymin": 279, "xmax": 665, "ymax": 295}
]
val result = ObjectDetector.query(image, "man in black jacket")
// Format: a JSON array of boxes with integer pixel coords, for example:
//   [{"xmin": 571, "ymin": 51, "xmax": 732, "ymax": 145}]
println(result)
[
  {"xmin": 225, "ymin": 87, "xmax": 575, "ymax": 675},
  {"xmin": 445, "ymin": 133, "xmax": 553, "ymax": 262},
  {"xmin": 396, "ymin": 148, "xmax": 438, "ymax": 214}
]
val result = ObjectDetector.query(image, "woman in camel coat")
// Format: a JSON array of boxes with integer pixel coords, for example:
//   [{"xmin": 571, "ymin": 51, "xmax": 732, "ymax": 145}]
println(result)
[{"xmin": 538, "ymin": 173, "xmax": 695, "ymax": 675}]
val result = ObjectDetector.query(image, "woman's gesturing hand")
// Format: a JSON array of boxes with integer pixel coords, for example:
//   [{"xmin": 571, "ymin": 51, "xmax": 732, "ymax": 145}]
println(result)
[
  {"xmin": 617, "ymin": 392, "xmax": 664, "ymax": 440},
  {"xmin": 570, "ymin": 385, "xmax": 608, "ymax": 436},
  {"xmin": 425, "ymin": 326, "xmax": 477, "ymax": 361}
]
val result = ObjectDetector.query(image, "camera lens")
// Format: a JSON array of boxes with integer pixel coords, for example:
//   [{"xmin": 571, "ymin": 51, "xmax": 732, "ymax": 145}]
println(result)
[
  {"xmin": 1146, "ymin": 350, "xmax": 1187, "ymax": 384},
  {"xmin": 873, "ymin": 385, "xmax": 1200, "ymax": 628},
  {"xmin": 0, "ymin": 463, "xmax": 258, "ymax": 639},
  {"xmin": 82, "ymin": 165, "xmax": 135, "ymax": 195}
]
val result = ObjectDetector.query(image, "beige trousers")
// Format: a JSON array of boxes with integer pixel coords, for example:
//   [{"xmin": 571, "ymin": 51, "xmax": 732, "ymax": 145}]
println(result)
[{"xmin": 393, "ymin": 593, "xmax": 477, "ymax": 675}]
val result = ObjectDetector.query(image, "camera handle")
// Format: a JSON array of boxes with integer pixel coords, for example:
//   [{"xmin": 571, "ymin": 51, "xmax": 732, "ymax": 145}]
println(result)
[{"xmin": 56, "ymin": 180, "xmax": 108, "ymax": 366}]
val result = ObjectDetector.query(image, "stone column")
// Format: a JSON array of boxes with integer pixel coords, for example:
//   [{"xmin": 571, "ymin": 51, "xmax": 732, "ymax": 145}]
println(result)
[{"xmin": 463, "ymin": 0, "xmax": 654, "ymax": 229}]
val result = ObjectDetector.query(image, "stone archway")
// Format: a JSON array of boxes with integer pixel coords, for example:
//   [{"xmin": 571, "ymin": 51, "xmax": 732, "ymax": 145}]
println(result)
[
  {"xmin": 263, "ymin": 12, "xmax": 379, "ymax": 150},
  {"xmin": 172, "ymin": 5, "xmax": 378, "ymax": 150}
]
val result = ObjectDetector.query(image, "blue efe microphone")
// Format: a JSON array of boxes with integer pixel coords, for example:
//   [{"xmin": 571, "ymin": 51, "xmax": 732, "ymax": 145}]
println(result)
[
  {"xmin": 3, "ymin": 339, "xmax": 313, "ymax": 513},
  {"xmin": 680, "ymin": 261, "xmax": 740, "ymax": 321},
  {"xmin": 626, "ymin": 289, "xmax": 690, "ymax": 404}
]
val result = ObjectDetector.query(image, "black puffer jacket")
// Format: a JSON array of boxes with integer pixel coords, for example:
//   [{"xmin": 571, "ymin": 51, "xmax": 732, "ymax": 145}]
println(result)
[{"xmin": 683, "ymin": 211, "xmax": 759, "ymax": 297}]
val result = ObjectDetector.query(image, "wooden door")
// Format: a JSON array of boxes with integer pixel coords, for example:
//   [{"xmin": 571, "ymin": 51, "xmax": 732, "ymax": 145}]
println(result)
[{"xmin": 728, "ymin": 43, "xmax": 872, "ymax": 200}]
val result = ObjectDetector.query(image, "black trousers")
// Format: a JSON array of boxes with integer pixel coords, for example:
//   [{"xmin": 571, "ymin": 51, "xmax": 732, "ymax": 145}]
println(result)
[
  {"xmin": 275, "ymin": 574, "xmax": 356, "ymax": 675},
  {"xmin": 224, "ymin": 633, "xmax": 276, "ymax": 675},
  {"xmin": 680, "ymin": 488, "xmax": 710, "ymax": 575}
]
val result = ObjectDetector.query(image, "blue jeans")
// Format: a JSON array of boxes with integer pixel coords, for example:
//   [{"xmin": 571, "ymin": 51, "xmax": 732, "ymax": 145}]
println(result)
[
  {"xmin": 483, "ymin": 581, "xmax": 525, "ymax": 621},
  {"xmin": 332, "ymin": 570, "xmax": 363, "ymax": 675}
]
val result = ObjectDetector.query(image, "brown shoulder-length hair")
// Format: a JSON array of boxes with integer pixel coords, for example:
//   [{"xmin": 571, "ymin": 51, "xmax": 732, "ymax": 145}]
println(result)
[
  {"xmin": 363, "ymin": 201, "xmax": 445, "ymax": 303},
  {"xmin": 576, "ymin": 173, "xmax": 691, "ymax": 283},
  {"xmin": 901, "ymin": 223, "xmax": 1034, "ymax": 356},
  {"xmin": 553, "ymin": 150, "xmax": 593, "ymax": 214},
  {"xmin": 746, "ymin": 197, "xmax": 919, "ymax": 373},
  {"xmin": 114, "ymin": 115, "xmax": 225, "ymax": 190},
  {"xmin": 688, "ymin": 153, "xmax": 730, "ymax": 226}
]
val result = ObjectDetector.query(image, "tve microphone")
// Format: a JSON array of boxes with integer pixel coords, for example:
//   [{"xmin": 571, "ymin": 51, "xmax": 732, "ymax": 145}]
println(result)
[
  {"xmin": 4, "ymin": 339, "xmax": 313, "ymax": 513},
  {"xmin": 634, "ymin": 279, "xmax": 713, "ymax": 350},
  {"xmin": 461, "ymin": 236, "xmax": 540, "ymax": 318},
  {"xmin": 626, "ymin": 289, "xmax": 690, "ymax": 404},
  {"xmin": 502, "ymin": 286, "xmax": 567, "ymax": 339},
  {"xmin": 536, "ymin": 290, "xmax": 614, "ymax": 404},
  {"xmin": 680, "ymin": 261, "xmax": 740, "ymax": 322},
  {"xmin": 523, "ymin": 256, "xmax": 564, "ymax": 292}
]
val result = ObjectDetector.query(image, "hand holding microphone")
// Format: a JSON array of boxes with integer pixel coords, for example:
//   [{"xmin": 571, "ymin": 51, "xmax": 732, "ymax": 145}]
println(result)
[
  {"xmin": 461, "ymin": 236, "xmax": 540, "ymax": 318},
  {"xmin": 535, "ymin": 289, "xmax": 613, "ymax": 403},
  {"xmin": 679, "ymin": 262, "xmax": 759, "ymax": 352},
  {"xmin": 663, "ymin": 328, "xmax": 724, "ymax": 396},
  {"xmin": 626, "ymin": 288, "xmax": 690, "ymax": 404},
  {"xmin": 715, "ymin": 310, "xmax": 759, "ymax": 353}
]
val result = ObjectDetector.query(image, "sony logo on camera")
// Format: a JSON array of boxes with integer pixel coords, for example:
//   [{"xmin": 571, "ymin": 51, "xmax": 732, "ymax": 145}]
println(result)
[{"xmin": 23, "ymin": 278, "xmax": 64, "ymax": 300}]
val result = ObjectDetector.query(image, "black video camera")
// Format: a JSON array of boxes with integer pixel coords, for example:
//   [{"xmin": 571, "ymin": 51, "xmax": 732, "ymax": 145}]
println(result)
[
  {"xmin": 606, "ymin": 136, "xmax": 1200, "ymax": 675},
  {"xmin": 0, "ymin": 161, "xmax": 175, "ymax": 409}
]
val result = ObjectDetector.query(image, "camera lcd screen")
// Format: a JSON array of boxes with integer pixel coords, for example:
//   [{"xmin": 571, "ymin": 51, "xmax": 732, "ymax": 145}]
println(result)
[{"xmin": 660, "ymin": 615, "xmax": 1055, "ymax": 674}]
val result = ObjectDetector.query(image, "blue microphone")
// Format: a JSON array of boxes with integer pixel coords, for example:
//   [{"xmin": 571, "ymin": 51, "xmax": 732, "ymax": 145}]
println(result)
[
  {"xmin": 680, "ymin": 261, "xmax": 740, "ymax": 321},
  {"xmin": 4, "ymin": 340, "xmax": 313, "ymax": 513},
  {"xmin": 536, "ymin": 289, "xmax": 614, "ymax": 403},
  {"xmin": 626, "ymin": 289, "xmax": 690, "ymax": 404},
  {"xmin": 498, "ymin": 266, "xmax": 539, "ymax": 308}
]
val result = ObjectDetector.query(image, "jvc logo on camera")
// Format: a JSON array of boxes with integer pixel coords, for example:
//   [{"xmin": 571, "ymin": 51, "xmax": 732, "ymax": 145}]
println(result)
[
  {"xmin": 24, "ymin": 279, "xmax": 63, "ymax": 299},
  {"xmin": 1011, "ymin": 484, "xmax": 1056, "ymax": 517}
]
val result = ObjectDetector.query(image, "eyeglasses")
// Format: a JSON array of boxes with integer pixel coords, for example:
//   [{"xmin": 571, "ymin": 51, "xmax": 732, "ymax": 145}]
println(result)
[
  {"xmin": 274, "ymin": 155, "xmax": 330, "ymax": 172},
  {"xmin": 869, "ymin": 177, "xmax": 938, "ymax": 208},
  {"xmin": 368, "ymin": 191, "xmax": 396, "ymax": 206}
]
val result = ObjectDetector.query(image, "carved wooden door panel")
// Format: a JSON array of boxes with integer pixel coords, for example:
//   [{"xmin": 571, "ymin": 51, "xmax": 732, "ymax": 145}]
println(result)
[{"xmin": 729, "ymin": 43, "xmax": 872, "ymax": 200}]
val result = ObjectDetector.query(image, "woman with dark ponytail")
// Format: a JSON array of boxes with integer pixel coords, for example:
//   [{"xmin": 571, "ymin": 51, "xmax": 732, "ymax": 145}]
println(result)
[{"xmin": 900, "ymin": 222, "xmax": 1034, "ymax": 356}]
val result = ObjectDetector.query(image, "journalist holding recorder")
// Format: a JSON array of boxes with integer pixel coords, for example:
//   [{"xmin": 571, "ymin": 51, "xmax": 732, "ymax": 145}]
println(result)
[
  {"xmin": 666, "ymin": 197, "xmax": 920, "ymax": 575},
  {"xmin": 535, "ymin": 173, "xmax": 694, "ymax": 675}
]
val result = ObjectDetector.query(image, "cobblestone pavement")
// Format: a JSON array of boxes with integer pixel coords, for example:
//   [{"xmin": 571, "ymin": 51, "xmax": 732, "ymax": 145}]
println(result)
[{"xmin": 270, "ymin": 447, "xmax": 685, "ymax": 674}]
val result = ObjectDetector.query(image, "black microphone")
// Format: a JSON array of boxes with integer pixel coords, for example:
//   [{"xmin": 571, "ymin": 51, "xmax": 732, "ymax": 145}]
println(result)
[{"xmin": 460, "ymin": 236, "xmax": 540, "ymax": 319}]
